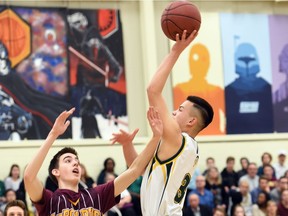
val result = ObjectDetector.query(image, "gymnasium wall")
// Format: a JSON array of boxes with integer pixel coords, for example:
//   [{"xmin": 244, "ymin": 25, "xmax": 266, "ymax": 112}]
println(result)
[{"xmin": 0, "ymin": 0, "xmax": 288, "ymax": 185}]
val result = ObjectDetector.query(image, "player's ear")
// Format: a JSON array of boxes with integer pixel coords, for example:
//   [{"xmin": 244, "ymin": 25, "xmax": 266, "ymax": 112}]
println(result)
[
  {"xmin": 188, "ymin": 117, "xmax": 196, "ymax": 127},
  {"xmin": 52, "ymin": 169, "xmax": 60, "ymax": 177}
]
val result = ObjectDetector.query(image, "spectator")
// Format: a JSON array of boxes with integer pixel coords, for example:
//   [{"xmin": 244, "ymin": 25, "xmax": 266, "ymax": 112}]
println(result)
[
  {"xmin": 277, "ymin": 189, "xmax": 288, "ymax": 216},
  {"xmin": 79, "ymin": 163, "xmax": 97, "ymax": 189},
  {"xmin": 270, "ymin": 176, "xmax": 288, "ymax": 204},
  {"xmin": 127, "ymin": 176, "xmax": 142, "ymax": 216},
  {"xmin": 4, "ymin": 164, "xmax": 22, "ymax": 192},
  {"xmin": 266, "ymin": 200, "xmax": 278, "ymax": 216},
  {"xmin": 203, "ymin": 157, "xmax": 216, "ymax": 176},
  {"xmin": 183, "ymin": 193, "xmax": 213, "ymax": 216},
  {"xmin": 284, "ymin": 170, "xmax": 288, "ymax": 178},
  {"xmin": 15, "ymin": 180, "xmax": 26, "ymax": 208},
  {"xmin": 96, "ymin": 157, "xmax": 118, "ymax": 185},
  {"xmin": 221, "ymin": 157, "xmax": 239, "ymax": 188},
  {"xmin": 0, "ymin": 189, "xmax": 17, "ymax": 213},
  {"xmin": 221, "ymin": 156, "xmax": 239, "ymax": 210},
  {"xmin": 105, "ymin": 173, "xmax": 136, "ymax": 216},
  {"xmin": 3, "ymin": 200, "xmax": 28, "ymax": 216},
  {"xmin": 238, "ymin": 180, "xmax": 252, "ymax": 216},
  {"xmin": 233, "ymin": 204, "xmax": 246, "ymax": 216},
  {"xmin": 187, "ymin": 175, "xmax": 214, "ymax": 211},
  {"xmin": 205, "ymin": 167, "xmax": 224, "ymax": 208},
  {"xmin": 187, "ymin": 167, "xmax": 201, "ymax": 195},
  {"xmin": 273, "ymin": 150, "xmax": 287, "ymax": 180},
  {"xmin": 263, "ymin": 165, "xmax": 277, "ymax": 190},
  {"xmin": 0, "ymin": 180, "xmax": 5, "ymax": 206},
  {"xmin": 252, "ymin": 191, "xmax": 270, "ymax": 216},
  {"xmin": 258, "ymin": 152, "xmax": 276, "ymax": 178},
  {"xmin": 251, "ymin": 176, "xmax": 270, "ymax": 204},
  {"xmin": 239, "ymin": 162, "xmax": 259, "ymax": 192},
  {"xmin": 185, "ymin": 167, "xmax": 201, "ymax": 208},
  {"xmin": 237, "ymin": 157, "xmax": 250, "ymax": 179},
  {"xmin": 213, "ymin": 207, "xmax": 226, "ymax": 216}
]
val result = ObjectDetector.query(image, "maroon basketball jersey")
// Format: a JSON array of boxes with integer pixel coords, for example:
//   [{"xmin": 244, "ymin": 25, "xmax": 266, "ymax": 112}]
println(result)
[{"xmin": 34, "ymin": 181, "xmax": 120, "ymax": 215}]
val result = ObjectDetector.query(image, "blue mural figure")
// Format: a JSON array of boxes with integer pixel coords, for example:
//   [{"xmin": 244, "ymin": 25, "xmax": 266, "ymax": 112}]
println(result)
[
  {"xmin": 273, "ymin": 44, "xmax": 288, "ymax": 132},
  {"xmin": 225, "ymin": 43, "xmax": 274, "ymax": 134}
]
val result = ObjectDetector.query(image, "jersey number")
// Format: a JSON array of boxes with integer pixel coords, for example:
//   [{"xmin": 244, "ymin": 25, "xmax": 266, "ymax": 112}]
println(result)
[{"xmin": 174, "ymin": 173, "xmax": 191, "ymax": 204}]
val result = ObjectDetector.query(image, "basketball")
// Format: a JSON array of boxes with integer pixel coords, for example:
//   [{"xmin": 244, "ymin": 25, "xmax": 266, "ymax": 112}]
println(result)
[{"xmin": 161, "ymin": 1, "xmax": 201, "ymax": 41}]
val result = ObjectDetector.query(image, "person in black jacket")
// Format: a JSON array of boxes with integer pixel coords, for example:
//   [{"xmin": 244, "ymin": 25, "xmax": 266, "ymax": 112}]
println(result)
[{"xmin": 183, "ymin": 193, "xmax": 213, "ymax": 216}]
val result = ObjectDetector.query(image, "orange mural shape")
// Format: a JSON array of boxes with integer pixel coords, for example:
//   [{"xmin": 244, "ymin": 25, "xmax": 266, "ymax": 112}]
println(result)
[
  {"xmin": 0, "ymin": 9, "xmax": 31, "ymax": 67},
  {"xmin": 98, "ymin": 9, "xmax": 118, "ymax": 38},
  {"xmin": 173, "ymin": 43, "xmax": 226, "ymax": 135}
]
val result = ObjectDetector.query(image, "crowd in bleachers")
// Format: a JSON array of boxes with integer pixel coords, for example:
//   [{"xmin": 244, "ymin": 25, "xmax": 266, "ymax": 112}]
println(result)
[
  {"xmin": 183, "ymin": 151, "xmax": 288, "ymax": 216},
  {"xmin": 0, "ymin": 150, "xmax": 287, "ymax": 216}
]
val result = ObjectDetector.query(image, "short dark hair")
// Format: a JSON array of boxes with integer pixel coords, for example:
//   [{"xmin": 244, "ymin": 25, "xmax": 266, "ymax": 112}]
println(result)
[
  {"xmin": 226, "ymin": 156, "xmax": 235, "ymax": 163},
  {"xmin": 186, "ymin": 96, "xmax": 214, "ymax": 129},
  {"xmin": 48, "ymin": 147, "xmax": 78, "ymax": 185},
  {"xmin": 4, "ymin": 200, "xmax": 28, "ymax": 216}
]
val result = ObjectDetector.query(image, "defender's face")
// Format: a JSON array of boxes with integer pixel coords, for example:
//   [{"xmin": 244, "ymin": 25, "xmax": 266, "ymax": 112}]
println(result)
[{"xmin": 57, "ymin": 153, "xmax": 81, "ymax": 184}]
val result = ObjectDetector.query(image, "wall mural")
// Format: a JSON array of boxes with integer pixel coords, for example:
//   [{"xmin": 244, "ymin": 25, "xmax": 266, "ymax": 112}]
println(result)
[
  {"xmin": 0, "ymin": 6, "xmax": 127, "ymax": 140},
  {"xmin": 172, "ymin": 13, "xmax": 288, "ymax": 135}
]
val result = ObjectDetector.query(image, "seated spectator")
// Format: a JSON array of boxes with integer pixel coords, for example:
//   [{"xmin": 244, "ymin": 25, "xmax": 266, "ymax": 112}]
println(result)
[
  {"xmin": 238, "ymin": 180, "xmax": 252, "ymax": 216},
  {"xmin": 239, "ymin": 162, "xmax": 259, "ymax": 192},
  {"xmin": 252, "ymin": 191, "xmax": 270, "ymax": 216},
  {"xmin": 4, "ymin": 164, "xmax": 21, "ymax": 192},
  {"xmin": 97, "ymin": 157, "xmax": 118, "ymax": 185},
  {"xmin": 0, "ymin": 189, "xmax": 17, "ymax": 213},
  {"xmin": 105, "ymin": 173, "xmax": 136, "ymax": 216},
  {"xmin": 0, "ymin": 180, "xmax": 5, "ymax": 206},
  {"xmin": 233, "ymin": 204, "xmax": 246, "ymax": 216},
  {"xmin": 284, "ymin": 170, "xmax": 288, "ymax": 179},
  {"xmin": 183, "ymin": 193, "xmax": 213, "ymax": 216},
  {"xmin": 266, "ymin": 200, "xmax": 278, "ymax": 216},
  {"xmin": 79, "ymin": 163, "xmax": 97, "ymax": 189},
  {"xmin": 228, "ymin": 189, "xmax": 242, "ymax": 216},
  {"xmin": 187, "ymin": 175, "xmax": 214, "ymax": 211},
  {"xmin": 203, "ymin": 157, "xmax": 216, "ymax": 176},
  {"xmin": 270, "ymin": 176, "xmax": 288, "ymax": 204},
  {"xmin": 3, "ymin": 200, "xmax": 28, "ymax": 216},
  {"xmin": 221, "ymin": 156, "xmax": 239, "ymax": 210},
  {"xmin": 251, "ymin": 176, "xmax": 270, "ymax": 204},
  {"xmin": 187, "ymin": 167, "xmax": 201, "ymax": 194},
  {"xmin": 127, "ymin": 176, "xmax": 142, "ymax": 216},
  {"xmin": 237, "ymin": 157, "xmax": 249, "ymax": 179},
  {"xmin": 15, "ymin": 180, "xmax": 26, "ymax": 208},
  {"xmin": 263, "ymin": 165, "xmax": 277, "ymax": 190},
  {"xmin": 257, "ymin": 152, "xmax": 276, "ymax": 178},
  {"xmin": 213, "ymin": 206, "xmax": 226, "ymax": 216},
  {"xmin": 277, "ymin": 189, "xmax": 288, "ymax": 216},
  {"xmin": 205, "ymin": 167, "xmax": 224, "ymax": 208},
  {"xmin": 273, "ymin": 150, "xmax": 287, "ymax": 180},
  {"xmin": 185, "ymin": 167, "xmax": 201, "ymax": 207}
]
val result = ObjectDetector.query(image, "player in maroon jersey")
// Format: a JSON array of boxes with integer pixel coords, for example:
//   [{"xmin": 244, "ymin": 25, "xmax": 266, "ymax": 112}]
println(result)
[{"xmin": 24, "ymin": 107, "xmax": 162, "ymax": 215}]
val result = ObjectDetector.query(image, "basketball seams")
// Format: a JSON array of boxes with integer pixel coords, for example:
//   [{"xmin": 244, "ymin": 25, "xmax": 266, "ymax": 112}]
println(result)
[
  {"xmin": 161, "ymin": 1, "xmax": 201, "ymax": 41},
  {"xmin": 161, "ymin": 14, "xmax": 200, "ymax": 23}
]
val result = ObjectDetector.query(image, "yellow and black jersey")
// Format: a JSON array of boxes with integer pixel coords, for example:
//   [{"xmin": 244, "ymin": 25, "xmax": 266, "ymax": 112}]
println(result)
[{"xmin": 140, "ymin": 132, "xmax": 199, "ymax": 216}]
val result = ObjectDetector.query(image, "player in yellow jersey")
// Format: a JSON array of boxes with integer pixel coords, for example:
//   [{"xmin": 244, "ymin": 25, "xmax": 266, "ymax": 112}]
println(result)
[{"xmin": 111, "ymin": 30, "xmax": 213, "ymax": 215}]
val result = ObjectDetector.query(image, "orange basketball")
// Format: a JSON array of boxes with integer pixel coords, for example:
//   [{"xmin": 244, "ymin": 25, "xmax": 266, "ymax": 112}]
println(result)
[{"xmin": 161, "ymin": 1, "xmax": 201, "ymax": 41}]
